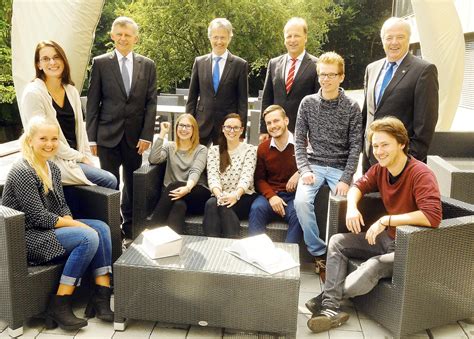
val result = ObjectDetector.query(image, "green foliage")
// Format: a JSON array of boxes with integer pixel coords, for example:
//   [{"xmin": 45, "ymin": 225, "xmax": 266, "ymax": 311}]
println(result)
[
  {"xmin": 123, "ymin": 0, "xmax": 337, "ymax": 93},
  {"xmin": 0, "ymin": 0, "xmax": 15, "ymax": 106},
  {"xmin": 322, "ymin": 0, "xmax": 392, "ymax": 89}
]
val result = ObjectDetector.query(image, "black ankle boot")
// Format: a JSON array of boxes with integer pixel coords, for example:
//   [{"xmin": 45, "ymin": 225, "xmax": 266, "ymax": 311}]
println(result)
[
  {"xmin": 84, "ymin": 285, "xmax": 114, "ymax": 322},
  {"xmin": 45, "ymin": 295, "xmax": 88, "ymax": 330}
]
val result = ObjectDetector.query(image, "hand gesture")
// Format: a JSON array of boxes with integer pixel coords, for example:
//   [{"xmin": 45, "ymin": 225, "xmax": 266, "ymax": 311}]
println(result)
[
  {"xmin": 269, "ymin": 195, "xmax": 287, "ymax": 217},
  {"xmin": 346, "ymin": 206, "xmax": 364, "ymax": 234},
  {"xmin": 286, "ymin": 172, "xmax": 299, "ymax": 192},
  {"xmin": 365, "ymin": 219, "xmax": 386, "ymax": 245},
  {"xmin": 302, "ymin": 172, "xmax": 315, "ymax": 185},
  {"xmin": 160, "ymin": 122, "xmax": 171, "ymax": 136},
  {"xmin": 169, "ymin": 186, "xmax": 190, "ymax": 200},
  {"xmin": 335, "ymin": 182, "xmax": 349, "ymax": 196}
]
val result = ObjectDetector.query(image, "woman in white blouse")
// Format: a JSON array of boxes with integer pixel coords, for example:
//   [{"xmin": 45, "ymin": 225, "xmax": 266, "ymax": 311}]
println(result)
[{"xmin": 203, "ymin": 113, "xmax": 257, "ymax": 238}]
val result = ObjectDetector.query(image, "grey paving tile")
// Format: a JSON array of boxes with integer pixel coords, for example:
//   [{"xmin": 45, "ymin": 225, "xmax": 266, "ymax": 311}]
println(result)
[
  {"xmin": 40, "ymin": 321, "xmax": 79, "ymax": 337},
  {"xmin": 112, "ymin": 319, "xmax": 155, "ymax": 338},
  {"xmin": 187, "ymin": 325, "xmax": 222, "ymax": 338},
  {"xmin": 337, "ymin": 306, "xmax": 362, "ymax": 332},
  {"xmin": 429, "ymin": 322, "xmax": 468, "ymax": 338},
  {"xmin": 0, "ymin": 320, "xmax": 7, "ymax": 332},
  {"xmin": 73, "ymin": 320, "xmax": 115, "ymax": 338},
  {"xmin": 298, "ymin": 291, "xmax": 318, "ymax": 315},
  {"xmin": 359, "ymin": 318, "xmax": 394, "ymax": 338},
  {"xmin": 459, "ymin": 319, "xmax": 474, "ymax": 338},
  {"xmin": 37, "ymin": 334, "xmax": 75, "ymax": 339},
  {"xmin": 328, "ymin": 330, "xmax": 364, "ymax": 338},
  {"xmin": 150, "ymin": 325, "xmax": 187, "ymax": 338},
  {"xmin": 222, "ymin": 330, "xmax": 258, "ymax": 338},
  {"xmin": 300, "ymin": 272, "xmax": 322, "ymax": 293}
]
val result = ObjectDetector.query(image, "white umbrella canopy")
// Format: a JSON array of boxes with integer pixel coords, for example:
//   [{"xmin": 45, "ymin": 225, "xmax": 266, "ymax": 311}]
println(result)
[
  {"xmin": 11, "ymin": 0, "xmax": 105, "ymax": 106},
  {"xmin": 411, "ymin": 0, "xmax": 465, "ymax": 131}
]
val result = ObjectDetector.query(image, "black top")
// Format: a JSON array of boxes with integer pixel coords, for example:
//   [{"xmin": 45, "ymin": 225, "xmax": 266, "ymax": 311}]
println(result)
[{"xmin": 53, "ymin": 93, "xmax": 77, "ymax": 150}]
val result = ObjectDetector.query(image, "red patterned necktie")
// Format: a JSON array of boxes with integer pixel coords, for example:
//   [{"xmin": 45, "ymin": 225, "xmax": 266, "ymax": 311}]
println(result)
[{"xmin": 285, "ymin": 58, "xmax": 297, "ymax": 94}]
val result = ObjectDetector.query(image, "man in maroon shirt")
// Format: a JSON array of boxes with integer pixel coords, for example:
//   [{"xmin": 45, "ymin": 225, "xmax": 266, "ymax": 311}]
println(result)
[
  {"xmin": 305, "ymin": 116, "xmax": 442, "ymax": 333},
  {"xmin": 248, "ymin": 105, "xmax": 303, "ymax": 244}
]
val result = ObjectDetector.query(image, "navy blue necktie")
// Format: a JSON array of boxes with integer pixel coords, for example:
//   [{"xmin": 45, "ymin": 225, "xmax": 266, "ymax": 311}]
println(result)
[
  {"xmin": 377, "ymin": 62, "xmax": 396, "ymax": 105},
  {"xmin": 212, "ymin": 57, "xmax": 222, "ymax": 93}
]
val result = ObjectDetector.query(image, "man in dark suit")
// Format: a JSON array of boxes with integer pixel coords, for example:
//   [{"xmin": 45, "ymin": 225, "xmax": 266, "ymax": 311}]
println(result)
[
  {"xmin": 86, "ymin": 16, "xmax": 157, "ymax": 239},
  {"xmin": 260, "ymin": 17, "xmax": 318, "ymax": 142},
  {"xmin": 185, "ymin": 18, "xmax": 248, "ymax": 145},
  {"xmin": 361, "ymin": 17, "xmax": 439, "ymax": 173}
]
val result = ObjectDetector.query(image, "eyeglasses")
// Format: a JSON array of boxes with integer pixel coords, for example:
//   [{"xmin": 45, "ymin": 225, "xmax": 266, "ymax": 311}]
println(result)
[
  {"xmin": 223, "ymin": 125, "xmax": 243, "ymax": 132},
  {"xmin": 39, "ymin": 55, "xmax": 62, "ymax": 63},
  {"xmin": 177, "ymin": 123, "xmax": 193, "ymax": 130},
  {"xmin": 318, "ymin": 73, "xmax": 339, "ymax": 79}
]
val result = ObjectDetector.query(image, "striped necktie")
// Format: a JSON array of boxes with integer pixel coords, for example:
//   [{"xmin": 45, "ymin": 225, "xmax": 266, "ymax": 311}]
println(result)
[{"xmin": 285, "ymin": 58, "xmax": 297, "ymax": 94}]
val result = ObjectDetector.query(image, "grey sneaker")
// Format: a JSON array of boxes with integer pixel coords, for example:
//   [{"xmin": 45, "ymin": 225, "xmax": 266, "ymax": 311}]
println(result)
[{"xmin": 307, "ymin": 307, "xmax": 349, "ymax": 333}]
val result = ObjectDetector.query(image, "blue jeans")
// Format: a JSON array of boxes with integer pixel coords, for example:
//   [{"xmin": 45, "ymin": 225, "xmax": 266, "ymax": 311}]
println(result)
[
  {"xmin": 79, "ymin": 163, "xmax": 117, "ymax": 189},
  {"xmin": 294, "ymin": 165, "xmax": 343, "ymax": 256},
  {"xmin": 55, "ymin": 219, "xmax": 112, "ymax": 286},
  {"xmin": 248, "ymin": 193, "xmax": 303, "ymax": 243}
]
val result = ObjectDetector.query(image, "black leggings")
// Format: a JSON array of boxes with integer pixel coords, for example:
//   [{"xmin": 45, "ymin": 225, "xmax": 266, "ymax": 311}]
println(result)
[
  {"xmin": 202, "ymin": 193, "xmax": 257, "ymax": 238},
  {"xmin": 149, "ymin": 181, "xmax": 210, "ymax": 234}
]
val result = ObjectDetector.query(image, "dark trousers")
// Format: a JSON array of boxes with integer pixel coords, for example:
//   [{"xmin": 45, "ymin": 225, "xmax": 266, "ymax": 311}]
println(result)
[
  {"xmin": 203, "ymin": 193, "xmax": 257, "ymax": 238},
  {"xmin": 97, "ymin": 136, "xmax": 142, "ymax": 238},
  {"xmin": 149, "ymin": 181, "xmax": 210, "ymax": 234}
]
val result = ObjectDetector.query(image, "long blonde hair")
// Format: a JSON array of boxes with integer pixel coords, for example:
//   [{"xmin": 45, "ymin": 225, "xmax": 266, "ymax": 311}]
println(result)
[{"xmin": 20, "ymin": 116, "xmax": 59, "ymax": 193}]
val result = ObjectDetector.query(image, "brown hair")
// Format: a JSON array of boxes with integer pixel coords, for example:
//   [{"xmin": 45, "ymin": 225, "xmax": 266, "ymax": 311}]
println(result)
[
  {"xmin": 34, "ymin": 40, "xmax": 74, "ymax": 85},
  {"xmin": 262, "ymin": 104, "xmax": 287, "ymax": 120},
  {"xmin": 175, "ymin": 114, "xmax": 200, "ymax": 153},
  {"xmin": 219, "ymin": 113, "xmax": 242, "ymax": 173},
  {"xmin": 367, "ymin": 116, "xmax": 409, "ymax": 155}
]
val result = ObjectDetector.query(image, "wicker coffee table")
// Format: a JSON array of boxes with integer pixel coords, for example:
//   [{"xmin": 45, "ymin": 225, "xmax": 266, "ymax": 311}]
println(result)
[{"xmin": 113, "ymin": 235, "xmax": 300, "ymax": 337}]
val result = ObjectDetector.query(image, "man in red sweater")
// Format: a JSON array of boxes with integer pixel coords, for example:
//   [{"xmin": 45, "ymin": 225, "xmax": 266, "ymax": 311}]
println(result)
[
  {"xmin": 306, "ymin": 116, "xmax": 442, "ymax": 333},
  {"xmin": 248, "ymin": 105, "xmax": 302, "ymax": 244}
]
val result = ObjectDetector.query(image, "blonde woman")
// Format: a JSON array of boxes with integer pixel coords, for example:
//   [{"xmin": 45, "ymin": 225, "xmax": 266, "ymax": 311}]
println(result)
[
  {"xmin": 1, "ymin": 117, "xmax": 114, "ymax": 330},
  {"xmin": 20, "ymin": 40, "xmax": 116, "ymax": 188},
  {"xmin": 203, "ymin": 113, "xmax": 257, "ymax": 238},
  {"xmin": 148, "ymin": 114, "xmax": 210, "ymax": 233}
]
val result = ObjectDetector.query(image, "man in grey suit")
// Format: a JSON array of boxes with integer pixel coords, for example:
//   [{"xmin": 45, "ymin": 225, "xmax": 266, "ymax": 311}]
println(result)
[
  {"xmin": 185, "ymin": 18, "xmax": 248, "ymax": 146},
  {"xmin": 362, "ymin": 17, "xmax": 439, "ymax": 173},
  {"xmin": 260, "ymin": 17, "xmax": 318, "ymax": 142},
  {"xmin": 87, "ymin": 16, "xmax": 157, "ymax": 239}
]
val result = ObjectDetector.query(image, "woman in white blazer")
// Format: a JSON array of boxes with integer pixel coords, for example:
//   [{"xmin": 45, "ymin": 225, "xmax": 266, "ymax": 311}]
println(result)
[{"xmin": 20, "ymin": 40, "xmax": 116, "ymax": 188}]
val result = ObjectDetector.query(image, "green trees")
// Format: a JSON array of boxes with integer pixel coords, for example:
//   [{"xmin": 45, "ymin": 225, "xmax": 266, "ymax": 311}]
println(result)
[{"xmin": 123, "ymin": 0, "xmax": 337, "ymax": 94}]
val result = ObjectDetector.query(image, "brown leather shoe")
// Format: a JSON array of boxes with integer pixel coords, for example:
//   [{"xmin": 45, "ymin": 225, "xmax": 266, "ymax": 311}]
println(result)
[{"xmin": 315, "ymin": 258, "xmax": 326, "ymax": 283}]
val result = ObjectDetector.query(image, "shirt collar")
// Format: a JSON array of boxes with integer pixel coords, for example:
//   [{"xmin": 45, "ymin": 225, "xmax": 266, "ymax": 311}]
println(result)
[
  {"xmin": 385, "ymin": 51, "xmax": 408, "ymax": 68},
  {"xmin": 212, "ymin": 50, "xmax": 229, "ymax": 61},
  {"xmin": 287, "ymin": 50, "xmax": 305, "ymax": 62},
  {"xmin": 270, "ymin": 131, "xmax": 295, "ymax": 151},
  {"xmin": 115, "ymin": 49, "xmax": 133, "ymax": 62}
]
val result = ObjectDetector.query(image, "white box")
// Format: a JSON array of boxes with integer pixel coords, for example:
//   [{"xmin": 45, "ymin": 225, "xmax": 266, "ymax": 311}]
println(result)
[{"xmin": 141, "ymin": 226, "xmax": 182, "ymax": 259}]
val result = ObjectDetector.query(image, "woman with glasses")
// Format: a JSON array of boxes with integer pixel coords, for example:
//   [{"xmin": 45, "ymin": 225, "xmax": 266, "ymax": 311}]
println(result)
[
  {"xmin": 20, "ymin": 40, "xmax": 117, "ymax": 189},
  {"xmin": 203, "ymin": 113, "xmax": 257, "ymax": 238},
  {"xmin": 148, "ymin": 114, "xmax": 210, "ymax": 234},
  {"xmin": 2, "ymin": 117, "xmax": 113, "ymax": 330}
]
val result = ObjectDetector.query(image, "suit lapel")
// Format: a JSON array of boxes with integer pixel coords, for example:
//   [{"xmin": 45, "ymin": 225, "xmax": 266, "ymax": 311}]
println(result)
[
  {"xmin": 130, "ymin": 53, "xmax": 142, "ymax": 96},
  {"xmin": 289, "ymin": 52, "xmax": 311, "ymax": 95},
  {"xmin": 109, "ymin": 52, "xmax": 128, "ymax": 97},
  {"xmin": 378, "ymin": 54, "xmax": 412, "ymax": 108},
  {"xmin": 369, "ymin": 59, "xmax": 385, "ymax": 114},
  {"xmin": 276, "ymin": 55, "xmax": 287, "ymax": 92},
  {"xmin": 204, "ymin": 54, "xmax": 214, "ymax": 94},
  {"xmin": 218, "ymin": 52, "xmax": 233, "ymax": 95}
]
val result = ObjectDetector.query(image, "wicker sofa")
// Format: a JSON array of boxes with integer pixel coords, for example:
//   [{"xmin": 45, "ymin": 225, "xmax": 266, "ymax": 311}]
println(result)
[
  {"xmin": 132, "ymin": 162, "xmax": 330, "ymax": 261},
  {"xmin": 327, "ymin": 192, "xmax": 474, "ymax": 338},
  {"xmin": 0, "ymin": 184, "xmax": 121, "ymax": 337}
]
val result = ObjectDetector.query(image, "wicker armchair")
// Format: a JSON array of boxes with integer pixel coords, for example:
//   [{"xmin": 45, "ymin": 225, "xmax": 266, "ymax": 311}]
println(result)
[
  {"xmin": 0, "ymin": 185, "xmax": 121, "ymax": 337},
  {"xmin": 327, "ymin": 193, "xmax": 474, "ymax": 338},
  {"xmin": 133, "ymin": 162, "xmax": 330, "ymax": 260}
]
